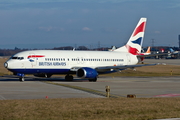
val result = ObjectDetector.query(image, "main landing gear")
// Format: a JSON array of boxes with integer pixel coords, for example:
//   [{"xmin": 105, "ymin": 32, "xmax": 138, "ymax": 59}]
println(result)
[
  {"xmin": 88, "ymin": 77, "xmax": 97, "ymax": 82},
  {"xmin": 65, "ymin": 75, "xmax": 97, "ymax": 82},
  {"xmin": 19, "ymin": 77, "xmax": 25, "ymax": 82},
  {"xmin": 65, "ymin": 74, "xmax": 74, "ymax": 81}
]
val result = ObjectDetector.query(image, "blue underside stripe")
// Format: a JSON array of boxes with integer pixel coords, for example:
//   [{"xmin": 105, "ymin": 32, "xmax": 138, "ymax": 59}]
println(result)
[
  {"xmin": 8, "ymin": 68, "xmax": 123, "ymax": 75},
  {"xmin": 8, "ymin": 69, "xmax": 70, "ymax": 74}
]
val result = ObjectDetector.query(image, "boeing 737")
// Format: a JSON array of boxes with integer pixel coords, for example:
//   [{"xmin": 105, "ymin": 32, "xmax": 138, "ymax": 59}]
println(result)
[{"xmin": 4, "ymin": 17, "xmax": 156, "ymax": 82}]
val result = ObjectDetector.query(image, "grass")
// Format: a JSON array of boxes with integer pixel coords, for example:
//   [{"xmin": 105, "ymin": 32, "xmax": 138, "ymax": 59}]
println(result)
[
  {"xmin": 0, "ymin": 98, "xmax": 180, "ymax": 120},
  {"xmin": 99, "ymin": 64, "xmax": 180, "ymax": 78},
  {"xmin": 0, "ymin": 58, "xmax": 9, "ymax": 75},
  {"xmin": 1, "ymin": 58, "xmax": 180, "ymax": 119}
]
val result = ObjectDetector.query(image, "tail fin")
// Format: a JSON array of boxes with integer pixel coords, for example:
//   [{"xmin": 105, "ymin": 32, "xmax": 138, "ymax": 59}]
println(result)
[
  {"xmin": 146, "ymin": 46, "xmax": 151, "ymax": 54},
  {"xmin": 109, "ymin": 46, "xmax": 117, "ymax": 51},
  {"xmin": 169, "ymin": 48, "xmax": 174, "ymax": 53},
  {"xmin": 114, "ymin": 18, "xmax": 147, "ymax": 55}
]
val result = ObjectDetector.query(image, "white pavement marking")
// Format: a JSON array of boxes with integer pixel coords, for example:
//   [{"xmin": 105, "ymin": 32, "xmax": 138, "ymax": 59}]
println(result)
[{"xmin": 0, "ymin": 95, "xmax": 6, "ymax": 100}]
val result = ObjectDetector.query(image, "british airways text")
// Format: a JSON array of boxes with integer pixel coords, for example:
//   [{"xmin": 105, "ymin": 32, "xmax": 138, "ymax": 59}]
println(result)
[{"xmin": 39, "ymin": 62, "xmax": 66, "ymax": 66}]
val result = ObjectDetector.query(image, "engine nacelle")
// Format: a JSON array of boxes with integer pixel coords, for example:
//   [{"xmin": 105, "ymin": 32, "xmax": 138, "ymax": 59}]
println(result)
[{"xmin": 76, "ymin": 67, "xmax": 98, "ymax": 79}]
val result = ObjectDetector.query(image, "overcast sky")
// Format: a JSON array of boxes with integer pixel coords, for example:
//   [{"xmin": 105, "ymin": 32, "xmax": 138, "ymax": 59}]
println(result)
[{"xmin": 0, "ymin": 0, "xmax": 180, "ymax": 49}]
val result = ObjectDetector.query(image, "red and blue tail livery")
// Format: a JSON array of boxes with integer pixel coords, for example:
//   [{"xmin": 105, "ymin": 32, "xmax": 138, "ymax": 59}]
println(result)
[
  {"xmin": 126, "ymin": 18, "xmax": 146, "ymax": 55},
  {"xmin": 115, "ymin": 18, "xmax": 146, "ymax": 55}
]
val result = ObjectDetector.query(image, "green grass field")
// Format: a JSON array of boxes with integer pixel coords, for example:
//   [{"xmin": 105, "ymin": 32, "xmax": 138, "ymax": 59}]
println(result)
[{"xmin": 1, "ymin": 58, "xmax": 180, "ymax": 119}]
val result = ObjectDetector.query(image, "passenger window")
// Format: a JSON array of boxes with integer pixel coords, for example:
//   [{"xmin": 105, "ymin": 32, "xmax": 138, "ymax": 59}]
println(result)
[{"xmin": 17, "ymin": 57, "xmax": 24, "ymax": 60}]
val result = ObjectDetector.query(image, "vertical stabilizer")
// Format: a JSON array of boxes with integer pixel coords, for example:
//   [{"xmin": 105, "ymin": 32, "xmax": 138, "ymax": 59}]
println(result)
[
  {"xmin": 146, "ymin": 46, "xmax": 151, "ymax": 54},
  {"xmin": 115, "ymin": 18, "xmax": 147, "ymax": 55}
]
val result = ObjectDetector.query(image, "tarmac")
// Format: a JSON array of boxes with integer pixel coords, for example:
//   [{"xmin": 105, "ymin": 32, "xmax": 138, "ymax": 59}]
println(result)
[
  {"xmin": 0, "ymin": 59, "xmax": 180, "ymax": 100},
  {"xmin": 0, "ymin": 75, "xmax": 180, "ymax": 100},
  {"xmin": 144, "ymin": 59, "xmax": 180, "ymax": 66}
]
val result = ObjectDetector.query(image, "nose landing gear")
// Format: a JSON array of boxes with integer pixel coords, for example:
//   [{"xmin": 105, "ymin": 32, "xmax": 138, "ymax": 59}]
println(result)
[{"xmin": 16, "ymin": 73, "xmax": 25, "ymax": 82}]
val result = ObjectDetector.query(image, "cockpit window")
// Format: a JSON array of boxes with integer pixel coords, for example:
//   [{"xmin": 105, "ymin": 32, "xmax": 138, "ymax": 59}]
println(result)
[
  {"xmin": 12, "ymin": 57, "xmax": 18, "ymax": 59},
  {"xmin": 18, "ymin": 57, "xmax": 24, "ymax": 60},
  {"xmin": 11, "ymin": 57, "xmax": 24, "ymax": 60}
]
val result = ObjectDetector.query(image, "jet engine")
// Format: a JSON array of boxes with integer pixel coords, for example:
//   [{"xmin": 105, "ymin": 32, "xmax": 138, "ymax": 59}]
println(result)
[{"xmin": 76, "ymin": 67, "xmax": 98, "ymax": 79}]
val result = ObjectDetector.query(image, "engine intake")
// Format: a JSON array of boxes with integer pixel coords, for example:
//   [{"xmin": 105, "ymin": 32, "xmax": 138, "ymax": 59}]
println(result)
[{"xmin": 77, "ymin": 67, "xmax": 98, "ymax": 79}]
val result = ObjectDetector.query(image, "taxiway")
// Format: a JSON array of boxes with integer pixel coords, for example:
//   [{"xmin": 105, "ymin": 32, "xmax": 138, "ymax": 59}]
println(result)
[{"xmin": 0, "ymin": 75, "xmax": 180, "ymax": 99}]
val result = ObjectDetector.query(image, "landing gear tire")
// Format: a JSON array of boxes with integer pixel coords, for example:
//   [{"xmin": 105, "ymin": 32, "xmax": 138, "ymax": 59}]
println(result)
[
  {"xmin": 19, "ymin": 77, "xmax": 24, "ymax": 82},
  {"xmin": 89, "ymin": 77, "xmax": 97, "ymax": 82},
  {"xmin": 45, "ymin": 74, "xmax": 52, "ymax": 78},
  {"xmin": 65, "ymin": 75, "xmax": 73, "ymax": 81}
]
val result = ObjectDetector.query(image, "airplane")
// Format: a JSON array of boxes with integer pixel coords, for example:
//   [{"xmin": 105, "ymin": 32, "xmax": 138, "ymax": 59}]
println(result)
[
  {"xmin": 138, "ymin": 46, "xmax": 151, "ymax": 63},
  {"xmin": 4, "ymin": 17, "xmax": 157, "ymax": 82},
  {"xmin": 139, "ymin": 46, "xmax": 151, "ymax": 56},
  {"xmin": 166, "ymin": 48, "xmax": 179, "ymax": 59},
  {"xmin": 169, "ymin": 48, "xmax": 179, "ymax": 54}
]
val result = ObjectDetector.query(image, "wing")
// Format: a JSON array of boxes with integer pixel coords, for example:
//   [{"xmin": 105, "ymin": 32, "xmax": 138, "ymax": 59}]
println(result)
[
  {"xmin": 95, "ymin": 63, "xmax": 158, "ymax": 72},
  {"xmin": 70, "ymin": 63, "xmax": 158, "ymax": 73}
]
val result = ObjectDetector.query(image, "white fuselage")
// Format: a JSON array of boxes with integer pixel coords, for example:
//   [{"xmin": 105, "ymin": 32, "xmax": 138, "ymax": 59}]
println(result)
[{"xmin": 5, "ymin": 50, "xmax": 138, "ymax": 74}]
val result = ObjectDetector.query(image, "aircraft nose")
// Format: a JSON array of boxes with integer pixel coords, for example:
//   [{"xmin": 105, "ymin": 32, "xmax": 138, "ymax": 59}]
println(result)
[{"xmin": 4, "ymin": 62, "xmax": 8, "ymax": 68}]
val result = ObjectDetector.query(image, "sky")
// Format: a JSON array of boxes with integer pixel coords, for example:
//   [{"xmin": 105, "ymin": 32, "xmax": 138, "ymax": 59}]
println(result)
[{"xmin": 0, "ymin": 0, "xmax": 180, "ymax": 49}]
